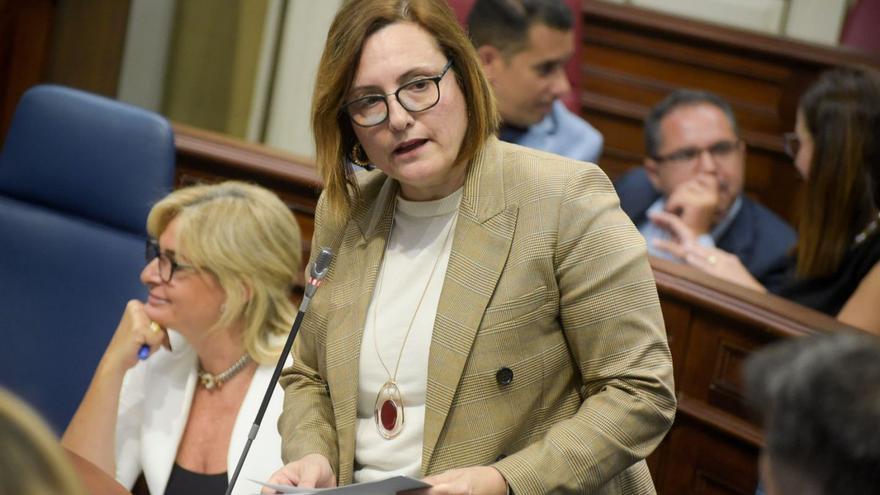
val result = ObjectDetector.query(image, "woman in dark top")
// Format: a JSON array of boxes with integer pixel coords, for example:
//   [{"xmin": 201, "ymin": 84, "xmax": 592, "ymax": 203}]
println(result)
[{"xmin": 652, "ymin": 66, "xmax": 880, "ymax": 334}]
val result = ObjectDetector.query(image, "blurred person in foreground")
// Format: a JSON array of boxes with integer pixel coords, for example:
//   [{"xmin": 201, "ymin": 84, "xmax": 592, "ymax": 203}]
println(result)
[
  {"xmin": 62, "ymin": 181, "xmax": 302, "ymax": 495},
  {"xmin": 264, "ymin": 0, "xmax": 675, "ymax": 494},
  {"xmin": 467, "ymin": 0, "xmax": 603, "ymax": 163},
  {"xmin": 0, "ymin": 387, "xmax": 87, "ymax": 495},
  {"xmin": 652, "ymin": 67, "xmax": 880, "ymax": 334},
  {"xmin": 614, "ymin": 89, "xmax": 796, "ymax": 292},
  {"xmin": 744, "ymin": 332, "xmax": 880, "ymax": 494}
]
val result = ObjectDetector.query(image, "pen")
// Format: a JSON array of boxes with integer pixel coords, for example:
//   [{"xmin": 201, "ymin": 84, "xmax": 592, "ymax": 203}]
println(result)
[{"xmin": 138, "ymin": 321, "xmax": 162, "ymax": 360}]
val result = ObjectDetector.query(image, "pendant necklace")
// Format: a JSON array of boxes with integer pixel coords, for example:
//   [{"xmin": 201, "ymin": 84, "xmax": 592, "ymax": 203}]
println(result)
[
  {"xmin": 371, "ymin": 214, "xmax": 455, "ymax": 439},
  {"xmin": 853, "ymin": 211, "xmax": 880, "ymax": 247},
  {"xmin": 197, "ymin": 353, "xmax": 251, "ymax": 390}
]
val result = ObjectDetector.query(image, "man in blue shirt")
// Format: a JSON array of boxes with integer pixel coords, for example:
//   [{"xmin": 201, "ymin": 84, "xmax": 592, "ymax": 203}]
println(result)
[
  {"xmin": 467, "ymin": 0, "xmax": 603, "ymax": 163},
  {"xmin": 614, "ymin": 89, "xmax": 796, "ymax": 292}
]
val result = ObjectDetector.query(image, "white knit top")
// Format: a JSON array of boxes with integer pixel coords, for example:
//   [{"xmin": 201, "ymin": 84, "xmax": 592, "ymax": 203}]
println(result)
[{"xmin": 353, "ymin": 188, "xmax": 461, "ymax": 482}]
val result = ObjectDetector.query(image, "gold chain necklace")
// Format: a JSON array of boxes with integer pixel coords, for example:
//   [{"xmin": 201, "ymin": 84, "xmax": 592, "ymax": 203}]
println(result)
[
  {"xmin": 371, "ymin": 213, "xmax": 456, "ymax": 439},
  {"xmin": 197, "ymin": 353, "xmax": 251, "ymax": 390}
]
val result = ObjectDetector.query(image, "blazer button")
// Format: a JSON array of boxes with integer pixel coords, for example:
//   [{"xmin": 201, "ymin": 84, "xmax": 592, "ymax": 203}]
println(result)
[{"xmin": 496, "ymin": 367, "xmax": 513, "ymax": 386}]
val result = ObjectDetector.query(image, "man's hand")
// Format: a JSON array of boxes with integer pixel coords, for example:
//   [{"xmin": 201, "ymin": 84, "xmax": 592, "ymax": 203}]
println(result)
[
  {"xmin": 261, "ymin": 454, "xmax": 336, "ymax": 493},
  {"xmin": 650, "ymin": 211, "xmax": 766, "ymax": 292},
  {"xmin": 402, "ymin": 466, "xmax": 508, "ymax": 495},
  {"xmin": 664, "ymin": 174, "xmax": 721, "ymax": 235}
]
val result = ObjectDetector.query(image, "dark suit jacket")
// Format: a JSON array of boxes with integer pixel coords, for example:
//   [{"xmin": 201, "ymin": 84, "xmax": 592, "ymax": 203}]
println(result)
[{"xmin": 613, "ymin": 168, "xmax": 796, "ymax": 293}]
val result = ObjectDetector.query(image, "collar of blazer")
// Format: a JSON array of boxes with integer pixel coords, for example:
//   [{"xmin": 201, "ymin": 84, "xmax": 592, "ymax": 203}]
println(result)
[
  {"xmin": 325, "ymin": 137, "xmax": 520, "ymax": 482},
  {"xmin": 350, "ymin": 137, "xmax": 511, "ymax": 241}
]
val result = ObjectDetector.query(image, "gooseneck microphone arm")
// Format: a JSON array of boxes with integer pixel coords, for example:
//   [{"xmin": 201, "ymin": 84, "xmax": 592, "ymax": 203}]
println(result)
[{"xmin": 225, "ymin": 247, "xmax": 333, "ymax": 495}]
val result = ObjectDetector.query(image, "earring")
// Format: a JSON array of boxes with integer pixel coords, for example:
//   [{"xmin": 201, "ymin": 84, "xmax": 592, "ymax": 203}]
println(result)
[{"xmin": 350, "ymin": 142, "xmax": 372, "ymax": 169}]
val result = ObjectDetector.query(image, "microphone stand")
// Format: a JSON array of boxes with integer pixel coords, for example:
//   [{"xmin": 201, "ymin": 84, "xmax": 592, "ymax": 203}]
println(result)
[{"xmin": 225, "ymin": 247, "xmax": 333, "ymax": 495}]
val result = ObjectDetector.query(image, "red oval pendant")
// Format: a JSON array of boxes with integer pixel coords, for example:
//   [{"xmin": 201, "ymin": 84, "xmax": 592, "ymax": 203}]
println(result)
[
  {"xmin": 380, "ymin": 400, "xmax": 397, "ymax": 431},
  {"xmin": 374, "ymin": 380, "xmax": 404, "ymax": 439}
]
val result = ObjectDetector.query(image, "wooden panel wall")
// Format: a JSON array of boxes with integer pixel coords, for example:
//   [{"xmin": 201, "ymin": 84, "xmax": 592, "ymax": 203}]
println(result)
[
  {"xmin": 578, "ymin": 0, "xmax": 880, "ymax": 224},
  {"xmin": 0, "ymin": 0, "xmax": 56, "ymax": 146}
]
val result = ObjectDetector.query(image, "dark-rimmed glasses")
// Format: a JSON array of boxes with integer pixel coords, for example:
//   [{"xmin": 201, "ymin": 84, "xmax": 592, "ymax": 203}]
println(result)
[
  {"xmin": 342, "ymin": 60, "xmax": 454, "ymax": 127},
  {"xmin": 653, "ymin": 139, "xmax": 742, "ymax": 167},
  {"xmin": 145, "ymin": 239, "xmax": 197, "ymax": 283},
  {"xmin": 783, "ymin": 132, "xmax": 800, "ymax": 159}
]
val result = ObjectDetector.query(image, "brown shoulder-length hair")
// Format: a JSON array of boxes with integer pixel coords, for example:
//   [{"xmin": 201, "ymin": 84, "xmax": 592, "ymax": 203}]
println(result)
[
  {"xmin": 311, "ymin": 0, "xmax": 499, "ymax": 222},
  {"xmin": 796, "ymin": 66, "xmax": 880, "ymax": 279}
]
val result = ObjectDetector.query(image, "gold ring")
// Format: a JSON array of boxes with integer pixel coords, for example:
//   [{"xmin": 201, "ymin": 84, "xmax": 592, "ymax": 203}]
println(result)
[
  {"xmin": 707, "ymin": 255, "xmax": 718, "ymax": 266},
  {"xmin": 149, "ymin": 322, "xmax": 161, "ymax": 333}
]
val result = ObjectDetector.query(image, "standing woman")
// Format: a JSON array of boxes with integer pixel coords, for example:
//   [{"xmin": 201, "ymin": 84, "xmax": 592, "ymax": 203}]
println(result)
[
  {"xmin": 652, "ymin": 66, "xmax": 880, "ymax": 334},
  {"xmin": 62, "ymin": 181, "xmax": 302, "ymax": 495},
  {"xmin": 267, "ymin": 1, "xmax": 675, "ymax": 494}
]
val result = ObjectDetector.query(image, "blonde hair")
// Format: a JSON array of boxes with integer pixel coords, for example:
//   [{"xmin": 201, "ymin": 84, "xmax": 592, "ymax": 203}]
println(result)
[
  {"xmin": 0, "ymin": 388, "xmax": 87, "ymax": 495},
  {"xmin": 312, "ymin": 0, "xmax": 499, "ymax": 222},
  {"xmin": 147, "ymin": 181, "xmax": 302, "ymax": 364}
]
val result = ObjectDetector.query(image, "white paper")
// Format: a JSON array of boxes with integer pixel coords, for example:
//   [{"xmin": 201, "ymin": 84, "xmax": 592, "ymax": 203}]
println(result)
[{"xmin": 250, "ymin": 475, "xmax": 430, "ymax": 495}]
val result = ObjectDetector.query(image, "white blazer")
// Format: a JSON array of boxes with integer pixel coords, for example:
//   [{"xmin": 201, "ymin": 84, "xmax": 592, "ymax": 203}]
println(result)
[{"xmin": 115, "ymin": 330, "xmax": 287, "ymax": 495}]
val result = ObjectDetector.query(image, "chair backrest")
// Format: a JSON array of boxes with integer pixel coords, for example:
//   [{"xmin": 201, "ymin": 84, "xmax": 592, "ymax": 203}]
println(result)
[{"xmin": 0, "ymin": 85, "xmax": 175, "ymax": 432}]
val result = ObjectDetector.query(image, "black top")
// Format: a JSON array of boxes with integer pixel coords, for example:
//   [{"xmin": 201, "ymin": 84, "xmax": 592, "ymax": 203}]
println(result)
[
  {"xmin": 164, "ymin": 463, "xmax": 227, "ymax": 495},
  {"xmin": 776, "ymin": 230, "xmax": 880, "ymax": 316}
]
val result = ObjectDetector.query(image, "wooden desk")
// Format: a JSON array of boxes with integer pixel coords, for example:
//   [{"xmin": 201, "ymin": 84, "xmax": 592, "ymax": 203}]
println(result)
[
  {"xmin": 647, "ymin": 257, "xmax": 854, "ymax": 494},
  {"xmin": 65, "ymin": 449, "xmax": 131, "ymax": 495}
]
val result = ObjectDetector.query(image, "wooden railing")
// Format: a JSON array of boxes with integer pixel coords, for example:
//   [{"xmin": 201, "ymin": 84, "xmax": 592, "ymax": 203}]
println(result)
[{"xmin": 647, "ymin": 257, "xmax": 852, "ymax": 494}]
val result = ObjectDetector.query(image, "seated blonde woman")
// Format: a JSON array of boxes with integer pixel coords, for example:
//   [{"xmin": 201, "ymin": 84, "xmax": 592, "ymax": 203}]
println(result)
[
  {"xmin": 0, "ymin": 387, "xmax": 87, "ymax": 495},
  {"xmin": 62, "ymin": 181, "xmax": 302, "ymax": 495}
]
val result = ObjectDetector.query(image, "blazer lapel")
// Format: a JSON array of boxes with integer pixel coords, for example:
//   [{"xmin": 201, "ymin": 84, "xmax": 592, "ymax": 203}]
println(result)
[
  {"xmin": 325, "ymin": 177, "xmax": 397, "ymax": 484},
  {"xmin": 142, "ymin": 333, "xmax": 197, "ymax": 495},
  {"xmin": 421, "ymin": 138, "xmax": 518, "ymax": 473}
]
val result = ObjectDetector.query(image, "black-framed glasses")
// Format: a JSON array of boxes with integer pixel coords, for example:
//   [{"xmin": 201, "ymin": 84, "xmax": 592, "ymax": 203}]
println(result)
[
  {"xmin": 783, "ymin": 132, "xmax": 800, "ymax": 159},
  {"xmin": 653, "ymin": 139, "xmax": 742, "ymax": 166},
  {"xmin": 342, "ymin": 60, "xmax": 454, "ymax": 127},
  {"xmin": 145, "ymin": 239, "xmax": 197, "ymax": 283}
]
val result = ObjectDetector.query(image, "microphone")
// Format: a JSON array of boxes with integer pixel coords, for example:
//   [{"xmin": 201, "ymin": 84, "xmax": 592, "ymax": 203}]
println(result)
[{"xmin": 225, "ymin": 247, "xmax": 333, "ymax": 495}]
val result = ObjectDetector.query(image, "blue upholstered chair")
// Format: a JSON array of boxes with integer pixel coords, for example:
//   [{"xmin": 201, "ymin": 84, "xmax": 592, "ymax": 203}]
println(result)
[{"xmin": 0, "ymin": 85, "xmax": 175, "ymax": 432}]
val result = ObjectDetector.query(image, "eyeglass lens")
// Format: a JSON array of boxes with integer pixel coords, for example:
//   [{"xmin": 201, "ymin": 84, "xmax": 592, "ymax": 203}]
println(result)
[
  {"xmin": 345, "ymin": 61, "xmax": 452, "ymax": 127},
  {"xmin": 658, "ymin": 140, "xmax": 739, "ymax": 165},
  {"xmin": 145, "ymin": 240, "xmax": 176, "ymax": 282}
]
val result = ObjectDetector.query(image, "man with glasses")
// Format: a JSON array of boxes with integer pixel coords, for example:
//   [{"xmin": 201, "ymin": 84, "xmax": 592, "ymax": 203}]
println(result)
[
  {"xmin": 467, "ymin": 0, "xmax": 603, "ymax": 163},
  {"xmin": 615, "ymin": 89, "xmax": 796, "ymax": 291}
]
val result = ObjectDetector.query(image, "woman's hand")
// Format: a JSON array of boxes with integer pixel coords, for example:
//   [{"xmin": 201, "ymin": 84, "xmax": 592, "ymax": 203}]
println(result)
[
  {"xmin": 403, "ymin": 466, "xmax": 508, "ymax": 495},
  {"xmin": 99, "ymin": 300, "xmax": 170, "ymax": 374},
  {"xmin": 649, "ymin": 211, "xmax": 767, "ymax": 293},
  {"xmin": 262, "ymin": 454, "xmax": 336, "ymax": 493}
]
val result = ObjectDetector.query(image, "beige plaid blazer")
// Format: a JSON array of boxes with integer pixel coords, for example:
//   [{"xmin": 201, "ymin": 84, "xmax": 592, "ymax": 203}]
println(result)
[{"xmin": 279, "ymin": 138, "xmax": 676, "ymax": 494}]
